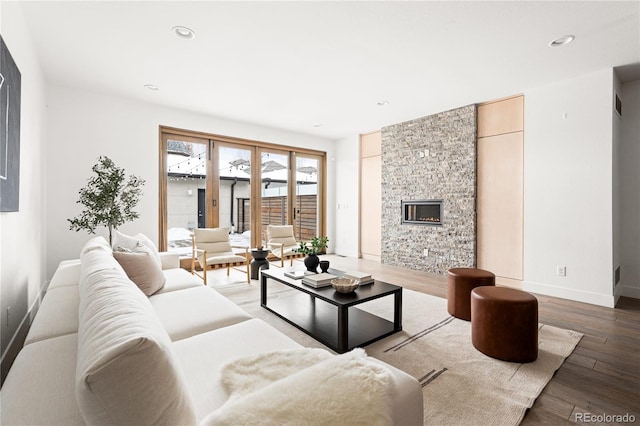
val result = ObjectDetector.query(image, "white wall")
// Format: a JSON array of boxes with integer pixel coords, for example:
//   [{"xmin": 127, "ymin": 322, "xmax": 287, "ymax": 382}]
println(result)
[
  {"xmin": 45, "ymin": 85, "xmax": 336, "ymax": 279},
  {"xmin": 330, "ymin": 70, "xmax": 627, "ymax": 308},
  {"xmin": 333, "ymin": 134, "xmax": 360, "ymax": 258},
  {"xmin": 524, "ymin": 68, "xmax": 615, "ymax": 307},
  {"xmin": 618, "ymin": 79, "xmax": 640, "ymax": 298},
  {"xmin": 0, "ymin": 2, "xmax": 48, "ymax": 357},
  {"xmin": 613, "ymin": 71, "xmax": 622, "ymax": 303}
]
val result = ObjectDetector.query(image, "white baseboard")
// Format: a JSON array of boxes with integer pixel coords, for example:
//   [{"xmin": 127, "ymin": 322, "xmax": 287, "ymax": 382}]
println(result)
[
  {"xmin": 1, "ymin": 282, "xmax": 47, "ymax": 384},
  {"xmin": 621, "ymin": 285, "xmax": 640, "ymax": 299},
  {"xmin": 361, "ymin": 253, "xmax": 381, "ymax": 262},
  {"xmin": 332, "ymin": 248, "xmax": 359, "ymax": 258},
  {"xmin": 523, "ymin": 280, "xmax": 615, "ymax": 308}
]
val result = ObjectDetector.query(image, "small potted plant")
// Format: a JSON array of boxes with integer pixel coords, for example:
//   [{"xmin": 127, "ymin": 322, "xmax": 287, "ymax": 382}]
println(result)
[
  {"xmin": 294, "ymin": 236, "xmax": 329, "ymax": 273},
  {"xmin": 68, "ymin": 156, "xmax": 145, "ymax": 245}
]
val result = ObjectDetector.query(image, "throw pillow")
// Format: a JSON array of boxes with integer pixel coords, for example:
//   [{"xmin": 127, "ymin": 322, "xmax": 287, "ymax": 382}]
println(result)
[
  {"xmin": 113, "ymin": 246, "xmax": 166, "ymax": 296},
  {"xmin": 112, "ymin": 230, "xmax": 162, "ymax": 266}
]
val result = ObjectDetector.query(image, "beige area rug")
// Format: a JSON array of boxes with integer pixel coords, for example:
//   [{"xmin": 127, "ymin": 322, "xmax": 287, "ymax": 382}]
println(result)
[{"xmin": 215, "ymin": 281, "xmax": 583, "ymax": 426}]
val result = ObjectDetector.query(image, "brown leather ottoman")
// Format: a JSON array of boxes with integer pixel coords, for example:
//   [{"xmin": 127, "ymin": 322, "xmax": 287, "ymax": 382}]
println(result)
[
  {"xmin": 447, "ymin": 268, "xmax": 495, "ymax": 320},
  {"xmin": 471, "ymin": 287, "xmax": 538, "ymax": 363}
]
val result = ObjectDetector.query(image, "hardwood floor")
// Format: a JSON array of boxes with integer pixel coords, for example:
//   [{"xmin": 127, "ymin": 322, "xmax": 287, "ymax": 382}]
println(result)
[{"xmin": 317, "ymin": 255, "xmax": 640, "ymax": 425}]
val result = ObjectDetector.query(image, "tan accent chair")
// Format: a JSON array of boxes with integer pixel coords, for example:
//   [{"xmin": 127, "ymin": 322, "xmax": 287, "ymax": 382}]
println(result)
[
  {"xmin": 191, "ymin": 228, "xmax": 250, "ymax": 285},
  {"xmin": 265, "ymin": 225, "xmax": 304, "ymax": 267}
]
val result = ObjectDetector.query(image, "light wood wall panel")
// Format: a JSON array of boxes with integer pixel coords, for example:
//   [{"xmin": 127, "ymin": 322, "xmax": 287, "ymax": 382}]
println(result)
[
  {"xmin": 361, "ymin": 156, "xmax": 382, "ymax": 260},
  {"xmin": 477, "ymin": 96, "xmax": 524, "ymax": 137},
  {"xmin": 361, "ymin": 131, "xmax": 382, "ymax": 157},
  {"xmin": 360, "ymin": 131, "xmax": 382, "ymax": 261},
  {"xmin": 477, "ymin": 132, "xmax": 523, "ymax": 280}
]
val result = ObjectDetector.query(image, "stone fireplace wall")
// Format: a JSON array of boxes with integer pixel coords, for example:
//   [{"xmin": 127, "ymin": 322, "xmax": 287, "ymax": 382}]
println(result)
[{"xmin": 381, "ymin": 105, "xmax": 477, "ymax": 275}]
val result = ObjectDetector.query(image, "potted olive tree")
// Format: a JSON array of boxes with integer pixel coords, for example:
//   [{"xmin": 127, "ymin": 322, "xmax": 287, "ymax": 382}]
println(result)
[
  {"xmin": 294, "ymin": 236, "xmax": 329, "ymax": 273},
  {"xmin": 68, "ymin": 156, "xmax": 145, "ymax": 245}
]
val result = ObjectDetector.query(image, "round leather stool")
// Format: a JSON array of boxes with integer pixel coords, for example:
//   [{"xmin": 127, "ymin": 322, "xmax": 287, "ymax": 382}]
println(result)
[
  {"xmin": 447, "ymin": 268, "xmax": 495, "ymax": 320},
  {"xmin": 471, "ymin": 287, "xmax": 538, "ymax": 363}
]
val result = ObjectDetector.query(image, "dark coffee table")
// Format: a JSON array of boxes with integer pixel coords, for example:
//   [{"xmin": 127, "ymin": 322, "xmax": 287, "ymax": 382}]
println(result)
[{"xmin": 260, "ymin": 268, "xmax": 402, "ymax": 353}]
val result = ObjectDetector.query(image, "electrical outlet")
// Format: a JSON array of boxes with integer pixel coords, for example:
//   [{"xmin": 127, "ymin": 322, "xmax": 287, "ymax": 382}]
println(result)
[
  {"xmin": 557, "ymin": 266, "xmax": 566, "ymax": 277},
  {"xmin": 423, "ymin": 248, "xmax": 429, "ymax": 257}
]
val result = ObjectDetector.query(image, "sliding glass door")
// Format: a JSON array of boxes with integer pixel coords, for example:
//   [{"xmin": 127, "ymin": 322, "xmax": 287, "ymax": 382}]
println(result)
[
  {"xmin": 218, "ymin": 143, "xmax": 252, "ymax": 249},
  {"xmin": 161, "ymin": 133, "xmax": 213, "ymax": 255},
  {"xmin": 259, "ymin": 149, "xmax": 289, "ymax": 245},
  {"xmin": 159, "ymin": 127, "xmax": 326, "ymax": 253},
  {"xmin": 294, "ymin": 153, "xmax": 322, "ymax": 242}
]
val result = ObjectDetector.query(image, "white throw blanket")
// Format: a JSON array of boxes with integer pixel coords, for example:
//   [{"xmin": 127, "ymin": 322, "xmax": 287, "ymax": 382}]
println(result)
[{"xmin": 201, "ymin": 348, "xmax": 393, "ymax": 426}]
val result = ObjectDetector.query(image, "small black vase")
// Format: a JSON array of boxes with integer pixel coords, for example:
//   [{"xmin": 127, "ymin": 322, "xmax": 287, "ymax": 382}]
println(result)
[
  {"xmin": 319, "ymin": 260, "xmax": 330, "ymax": 273},
  {"xmin": 304, "ymin": 254, "xmax": 320, "ymax": 273}
]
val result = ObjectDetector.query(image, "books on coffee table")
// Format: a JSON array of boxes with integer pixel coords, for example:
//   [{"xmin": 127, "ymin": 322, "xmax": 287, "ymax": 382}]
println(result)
[
  {"xmin": 302, "ymin": 272, "xmax": 338, "ymax": 288},
  {"xmin": 284, "ymin": 270, "xmax": 307, "ymax": 279},
  {"xmin": 343, "ymin": 271, "xmax": 374, "ymax": 285}
]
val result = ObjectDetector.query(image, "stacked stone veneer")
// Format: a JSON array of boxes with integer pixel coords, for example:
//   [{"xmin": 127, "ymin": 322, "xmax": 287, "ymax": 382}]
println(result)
[{"xmin": 381, "ymin": 105, "xmax": 477, "ymax": 275}]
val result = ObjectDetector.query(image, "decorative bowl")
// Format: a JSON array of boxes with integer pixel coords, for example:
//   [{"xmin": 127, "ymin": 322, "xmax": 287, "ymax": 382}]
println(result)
[{"xmin": 331, "ymin": 278, "xmax": 360, "ymax": 293}]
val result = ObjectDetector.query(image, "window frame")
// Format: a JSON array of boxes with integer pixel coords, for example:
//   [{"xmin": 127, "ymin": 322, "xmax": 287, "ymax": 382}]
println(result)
[{"xmin": 158, "ymin": 125, "xmax": 326, "ymax": 252}]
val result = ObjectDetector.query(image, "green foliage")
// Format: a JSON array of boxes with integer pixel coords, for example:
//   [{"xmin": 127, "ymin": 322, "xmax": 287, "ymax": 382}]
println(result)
[
  {"xmin": 294, "ymin": 236, "xmax": 329, "ymax": 255},
  {"xmin": 68, "ymin": 156, "xmax": 145, "ymax": 245}
]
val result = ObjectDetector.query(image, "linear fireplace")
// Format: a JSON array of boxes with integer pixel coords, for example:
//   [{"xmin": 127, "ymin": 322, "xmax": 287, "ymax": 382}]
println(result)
[{"xmin": 402, "ymin": 200, "xmax": 443, "ymax": 226}]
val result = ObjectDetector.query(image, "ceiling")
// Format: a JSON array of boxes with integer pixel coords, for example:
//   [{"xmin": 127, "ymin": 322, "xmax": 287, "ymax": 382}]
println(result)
[{"xmin": 16, "ymin": 1, "xmax": 640, "ymax": 140}]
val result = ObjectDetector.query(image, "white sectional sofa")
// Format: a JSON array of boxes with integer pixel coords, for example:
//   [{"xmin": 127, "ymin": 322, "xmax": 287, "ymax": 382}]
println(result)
[{"xmin": 1, "ymin": 236, "xmax": 423, "ymax": 425}]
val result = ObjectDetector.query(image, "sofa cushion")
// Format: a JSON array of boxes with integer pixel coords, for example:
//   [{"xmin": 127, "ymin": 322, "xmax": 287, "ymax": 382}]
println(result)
[
  {"xmin": 176, "ymin": 316, "xmax": 422, "ymax": 426},
  {"xmin": 76, "ymin": 249, "xmax": 196, "ymax": 425},
  {"xmin": 155, "ymin": 268, "xmax": 203, "ymax": 294},
  {"xmin": 173, "ymin": 318, "xmax": 301, "ymax": 421},
  {"xmin": 114, "ymin": 245, "xmax": 166, "ymax": 296},
  {"xmin": 81, "ymin": 236, "xmax": 123, "ymax": 273},
  {"xmin": 150, "ymin": 286, "xmax": 252, "ymax": 341},
  {"xmin": 201, "ymin": 348, "xmax": 393, "ymax": 426},
  {"xmin": 48, "ymin": 259, "xmax": 81, "ymax": 289},
  {"xmin": 24, "ymin": 285, "xmax": 79, "ymax": 345},
  {"xmin": 369, "ymin": 358, "xmax": 424, "ymax": 426},
  {"xmin": 1, "ymin": 334, "xmax": 84, "ymax": 426},
  {"xmin": 80, "ymin": 235, "xmax": 112, "ymax": 257},
  {"xmin": 158, "ymin": 251, "xmax": 180, "ymax": 270}
]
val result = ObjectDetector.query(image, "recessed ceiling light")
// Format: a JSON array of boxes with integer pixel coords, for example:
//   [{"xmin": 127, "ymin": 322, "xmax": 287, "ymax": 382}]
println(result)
[
  {"xmin": 172, "ymin": 26, "xmax": 196, "ymax": 40},
  {"xmin": 313, "ymin": 123, "xmax": 323, "ymax": 128},
  {"xmin": 144, "ymin": 84, "xmax": 160, "ymax": 91},
  {"xmin": 548, "ymin": 35, "xmax": 575, "ymax": 47},
  {"xmin": 377, "ymin": 100, "xmax": 389, "ymax": 106}
]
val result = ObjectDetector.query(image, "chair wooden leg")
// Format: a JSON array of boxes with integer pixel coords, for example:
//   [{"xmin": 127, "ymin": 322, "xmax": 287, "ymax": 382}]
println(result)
[
  {"xmin": 281, "ymin": 257, "xmax": 284, "ymax": 268},
  {"xmin": 246, "ymin": 264, "xmax": 250, "ymax": 283},
  {"xmin": 227, "ymin": 266, "xmax": 230, "ymax": 276},
  {"xmin": 203, "ymin": 267, "xmax": 207, "ymax": 286},
  {"xmin": 290, "ymin": 257, "xmax": 294, "ymax": 267}
]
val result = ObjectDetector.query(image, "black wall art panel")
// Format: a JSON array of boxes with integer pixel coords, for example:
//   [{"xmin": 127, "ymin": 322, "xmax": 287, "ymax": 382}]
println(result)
[{"xmin": 0, "ymin": 35, "xmax": 22, "ymax": 212}]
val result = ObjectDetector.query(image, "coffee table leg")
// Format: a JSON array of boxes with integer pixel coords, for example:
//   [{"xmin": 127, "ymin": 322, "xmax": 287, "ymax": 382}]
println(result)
[
  {"xmin": 260, "ymin": 274, "xmax": 267, "ymax": 307},
  {"xmin": 337, "ymin": 306, "xmax": 348, "ymax": 353},
  {"xmin": 394, "ymin": 289, "xmax": 403, "ymax": 330}
]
